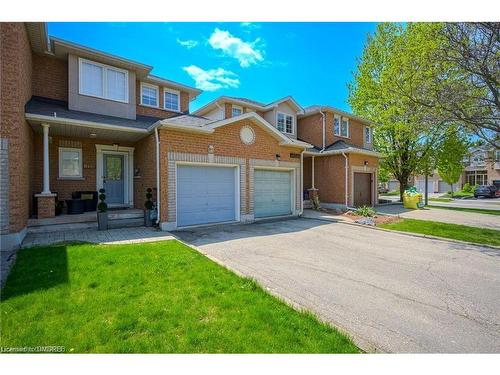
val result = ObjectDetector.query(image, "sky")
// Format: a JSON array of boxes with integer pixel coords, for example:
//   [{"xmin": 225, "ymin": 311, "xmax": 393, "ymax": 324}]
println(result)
[{"xmin": 48, "ymin": 22, "xmax": 377, "ymax": 112}]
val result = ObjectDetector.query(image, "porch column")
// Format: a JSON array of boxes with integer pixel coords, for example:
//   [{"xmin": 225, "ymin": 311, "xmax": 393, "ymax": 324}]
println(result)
[
  {"xmin": 41, "ymin": 123, "xmax": 51, "ymax": 194},
  {"xmin": 311, "ymin": 156, "xmax": 315, "ymax": 189}
]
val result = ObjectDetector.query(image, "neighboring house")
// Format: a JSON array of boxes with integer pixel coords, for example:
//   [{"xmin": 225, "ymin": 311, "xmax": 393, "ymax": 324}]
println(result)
[
  {"xmin": 297, "ymin": 106, "xmax": 382, "ymax": 207},
  {"xmin": 387, "ymin": 172, "xmax": 464, "ymax": 195},
  {"xmin": 462, "ymin": 146, "xmax": 500, "ymax": 188},
  {"xmin": 0, "ymin": 22, "xmax": 378, "ymax": 251}
]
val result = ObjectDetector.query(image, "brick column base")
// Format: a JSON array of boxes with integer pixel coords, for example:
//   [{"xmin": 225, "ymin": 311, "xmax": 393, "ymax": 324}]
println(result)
[
  {"xmin": 308, "ymin": 188, "xmax": 320, "ymax": 210},
  {"xmin": 35, "ymin": 193, "xmax": 56, "ymax": 219}
]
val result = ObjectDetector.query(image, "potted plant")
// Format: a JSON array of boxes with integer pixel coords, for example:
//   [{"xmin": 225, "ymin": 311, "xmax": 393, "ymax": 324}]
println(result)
[
  {"xmin": 144, "ymin": 188, "xmax": 153, "ymax": 227},
  {"xmin": 97, "ymin": 188, "xmax": 108, "ymax": 230}
]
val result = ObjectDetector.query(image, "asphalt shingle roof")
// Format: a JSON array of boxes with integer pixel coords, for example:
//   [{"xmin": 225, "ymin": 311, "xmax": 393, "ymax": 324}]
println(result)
[{"xmin": 305, "ymin": 140, "xmax": 375, "ymax": 154}]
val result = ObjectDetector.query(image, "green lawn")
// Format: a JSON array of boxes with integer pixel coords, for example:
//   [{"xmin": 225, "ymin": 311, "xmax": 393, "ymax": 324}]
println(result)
[
  {"xmin": 439, "ymin": 191, "xmax": 474, "ymax": 199},
  {"xmin": 0, "ymin": 240, "xmax": 359, "ymax": 353},
  {"xmin": 428, "ymin": 198, "xmax": 453, "ymax": 203},
  {"xmin": 428, "ymin": 205, "xmax": 500, "ymax": 216},
  {"xmin": 378, "ymin": 219, "xmax": 500, "ymax": 247}
]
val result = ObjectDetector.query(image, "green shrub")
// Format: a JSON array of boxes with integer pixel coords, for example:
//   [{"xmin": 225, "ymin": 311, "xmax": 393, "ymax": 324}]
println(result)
[
  {"xmin": 98, "ymin": 188, "xmax": 107, "ymax": 212},
  {"xmin": 355, "ymin": 205, "xmax": 375, "ymax": 217},
  {"xmin": 144, "ymin": 188, "xmax": 154, "ymax": 210}
]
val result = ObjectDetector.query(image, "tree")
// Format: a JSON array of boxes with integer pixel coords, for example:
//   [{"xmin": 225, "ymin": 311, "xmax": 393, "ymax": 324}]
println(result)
[
  {"xmin": 393, "ymin": 23, "xmax": 499, "ymax": 148},
  {"xmin": 436, "ymin": 127, "xmax": 470, "ymax": 197},
  {"xmin": 349, "ymin": 23, "xmax": 446, "ymax": 201}
]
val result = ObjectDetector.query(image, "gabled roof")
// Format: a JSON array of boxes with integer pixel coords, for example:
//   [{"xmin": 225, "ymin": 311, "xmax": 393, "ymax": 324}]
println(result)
[
  {"xmin": 161, "ymin": 112, "xmax": 311, "ymax": 149},
  {"xmin": 301, "ymin": 105, "xmax": 375, "ymax": 126},
  {"xmin": 304, "ymin": 140, "xmax": 382, "ymax": 157},
  {"xmin": 193, "ymin": 95, "xmax": 305, "ymax": 116}
]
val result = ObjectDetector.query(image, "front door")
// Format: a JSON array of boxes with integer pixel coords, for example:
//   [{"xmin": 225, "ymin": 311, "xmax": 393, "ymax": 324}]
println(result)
[
  {"xmin": 103, "ymin": 153, "xmax": 125, "ymax": 204},
  {"xmin": 353, "ymin": 172, "xmax": 372, "ymax": 207}
]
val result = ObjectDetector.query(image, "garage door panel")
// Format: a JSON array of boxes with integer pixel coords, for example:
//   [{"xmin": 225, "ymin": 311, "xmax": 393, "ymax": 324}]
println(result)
[
  {"xmin": 254, "ymin": 169, "xmax": 292, "ymax": 218},
  {"xmin": 177, "ymin": 165, "xmax": 236, "ymax": 227}
]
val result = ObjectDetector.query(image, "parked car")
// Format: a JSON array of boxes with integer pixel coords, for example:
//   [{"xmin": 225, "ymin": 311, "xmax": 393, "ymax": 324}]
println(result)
[
  {"xmin": 474, "ymin": 185, "xmax": 497, "ymax": 198},
  {"xmin": 378, "ymin": 185, "xmax": 389, "ymax": 194}
]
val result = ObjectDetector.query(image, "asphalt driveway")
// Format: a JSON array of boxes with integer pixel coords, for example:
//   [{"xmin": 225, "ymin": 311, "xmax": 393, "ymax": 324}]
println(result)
[{"xmin": 175, "ymin": 218, "xmax": 500, "ymax": 353}]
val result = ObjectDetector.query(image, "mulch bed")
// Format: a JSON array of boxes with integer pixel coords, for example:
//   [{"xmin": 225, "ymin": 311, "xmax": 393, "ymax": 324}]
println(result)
[{"xmin": 316, "ymin": 208, "xmax": 400, "ymax": 225}]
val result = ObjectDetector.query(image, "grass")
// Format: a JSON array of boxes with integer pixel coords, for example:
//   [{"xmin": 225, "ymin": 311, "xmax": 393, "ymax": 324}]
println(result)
[
  {"xmin": 439, "ymin": 191, "xmax": 474, "ymax": 199},
  {"xmin": 378, "ymin": 218, "xmax": 500, "ymax": 247},
  {"xmin": 428, "ymin": 198, "xmax": 453, "ymax": 202},
  {"xmin": 0, "ymin": 240, "xmax": 359, "ymax": 354},
  {"xmin": 427, "ymin": 205, "xmax": 500, "ymax": 216}
]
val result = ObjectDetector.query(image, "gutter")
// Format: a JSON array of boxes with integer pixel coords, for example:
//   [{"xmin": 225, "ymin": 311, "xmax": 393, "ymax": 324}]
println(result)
[
  {"xmin": 154, "ymin": 127, "xmax": 161, "ymax": 225},
  {"xmin": 318, "ymin": 107, "xmax": 326, "ymax": 151},
  {"xmin": 342, "ymin": 152, "xmax": 349, "ymax": 207}
]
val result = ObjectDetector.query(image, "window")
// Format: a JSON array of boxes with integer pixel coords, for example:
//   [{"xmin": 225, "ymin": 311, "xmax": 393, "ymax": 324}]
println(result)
[
  {"xmin": 465, "ymin": 170, "xmax": 488, "ymax": 186},
  {"xmin": 277, "ymin": 112, "xmax": 294, "ymax": 134},
  {"xmin": 495, "ymin": 150, "xmax": 500, "ymax": 162},
  {"xmin": 365, "ymin": 127, "xmax": 372, "ymax": 143},
  {"xmin": 79, "ymin": 58, "xmax": 128, "ymax": 103},
  {"xmin": 140, "ymin": 83, "xmax": 159, "ymax": 107},
  {"xmin": 59, "ymin": 148, "xmax": 83, "ymax": 178},
  {"xmin": 333, "ymin": 114, "xmax": 341, "ymax": 135},
  {"xmin": 164, "ymin": 88, "xmax": 180, "ymax": 111},
  {"xmin": 340, "ymin": 117, "xmax": 349, "ymax": 137},
  {"xmin": 232, "ymin": 105, "xmax": 242, "ymax": 117}
]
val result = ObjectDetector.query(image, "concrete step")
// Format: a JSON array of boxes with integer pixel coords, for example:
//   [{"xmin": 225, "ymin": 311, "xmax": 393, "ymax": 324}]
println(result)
[
  {"xmin": 107, "ymin": 217, "xmax": 144, "ymax": 229},
  {"xmin": 27, "ymin": 221, "xmax": 98, "ymax": 234},
  {"xmin": 108, "ymin": 209, "xmax": 144, "ymax": 220}
]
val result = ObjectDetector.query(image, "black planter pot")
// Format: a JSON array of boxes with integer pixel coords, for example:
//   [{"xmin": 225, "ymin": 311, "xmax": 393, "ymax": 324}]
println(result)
[
  {"xmin": 97, "ymin": 211, "xmax": 108, "ymax": 231},
  {"xmin": 144, "ymin": 209, "xmax": 153, "ymax": 227}
]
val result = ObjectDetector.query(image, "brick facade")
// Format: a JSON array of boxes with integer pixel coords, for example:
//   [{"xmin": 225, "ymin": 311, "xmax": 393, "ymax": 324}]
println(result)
[
  {"xmin": 36, "ymin": 194, "xmax": 55, "ymax": 219},
  {"xmin": 133, "ymin": 134, "xmax": 157, "ymax": 209},
  {"xmin": 135, "ymin": 80, "xmax": 190, "ymax": 117},
  {"xmin": 158, "ymin": 119, "xmax": 299, "ymax": 222},
  {"xmin": 0, "ymin": 23, "xmax": 34, "ymax": 233},
  {"xmin": 32, "ymin": 54, "xmax": 68, "ymax": 101}
]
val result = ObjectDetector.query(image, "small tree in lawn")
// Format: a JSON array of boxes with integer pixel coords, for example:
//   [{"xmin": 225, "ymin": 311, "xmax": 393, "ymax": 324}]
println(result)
[{"xmin": 437, "ymin": 127, "xmax": 469, "ymax": 197}]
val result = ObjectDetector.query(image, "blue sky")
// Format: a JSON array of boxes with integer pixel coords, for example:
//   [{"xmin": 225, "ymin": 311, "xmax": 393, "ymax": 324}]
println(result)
[{"xmin": 48, "ymin": 22, "xmax": 377, "ymax": 112}]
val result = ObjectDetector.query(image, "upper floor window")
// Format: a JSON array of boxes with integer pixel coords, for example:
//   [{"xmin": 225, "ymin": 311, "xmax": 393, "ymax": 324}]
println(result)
[
  {"xmin": 277, "ymin": 112, "xmax": 293, "ymax": 134},
  {"xmin": 79, "ymin": 58, "xmax": 128, "ymax": 103},
  {"xmin": 232, "ymin": 105, "xmax": 243, "ymax": 117},
  {"xmin": 333, "ymin": 115, "xmax": 349, "ymax": 137},
  {"xmin": 59, "ymin": 147, "xmax": 83, "ymax": 179},
  {"xmin": 140, "ymin": 83, "xmax": 159, "ymax": 107},
  {"xmin": 164, "ymin": 88, "xmax": 180, "ymax": 111},
  {"xmin": 365, "ymin": 127, "xmax": 372, "ymax": 143}
]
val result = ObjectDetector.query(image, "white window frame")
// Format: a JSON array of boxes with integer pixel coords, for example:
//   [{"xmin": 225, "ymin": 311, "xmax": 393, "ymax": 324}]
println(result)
[
  {"xmin": 140, "ymin": 82, "xmax": 159, "ymax": 108},
  {"xmin": 232, "ymin": 105, "xmax": 243, "ymax": 117},
  {"xmin": 276, "ymin": 112, "xmax": 294, "ymax": 135},
  {"xmin": 340, "ymin": 117, "xmax": 350, "ymax": 138},
  {"xmin": 78, "ymin": 58, "xmax": 129, "ymax": 104},
  {"xmin": 58, "ymin": 147, "xmax": 83, "ymax": 179},
  {"xmin": 365, "ymin": 126, "xmax": 372, "ymax": 144},
  {"xmin": 333, "ymin": 114, "xmax": 341, "ymax": 136},
  {"xmin": 164, "ymin": 88, "xmax": 181, "ymax": 112}
]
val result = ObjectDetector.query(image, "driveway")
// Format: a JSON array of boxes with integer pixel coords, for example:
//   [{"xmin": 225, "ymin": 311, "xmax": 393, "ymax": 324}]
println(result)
[
  {"xmin": 175, "ymin": 219, "xmax": 500, "ymax": 353},
  {"xmin": 375, "ymin": 204, "xmax": 500, "ymax": 230}
]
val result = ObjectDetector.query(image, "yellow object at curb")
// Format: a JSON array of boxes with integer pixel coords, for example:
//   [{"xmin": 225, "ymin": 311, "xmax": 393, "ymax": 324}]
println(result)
[{"xmin": 403, "ymin": 193, "xmax": 424, "ymax": 209}]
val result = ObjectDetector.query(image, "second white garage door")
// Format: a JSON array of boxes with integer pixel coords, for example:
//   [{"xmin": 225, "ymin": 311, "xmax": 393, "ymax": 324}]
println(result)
[
  {"xmin": 177, "ymin": 165, "xmax": 237, "ymax": 227},
  {"xmin": 254, "ymin": 169, "xmax": 292, "ymax": 218}
]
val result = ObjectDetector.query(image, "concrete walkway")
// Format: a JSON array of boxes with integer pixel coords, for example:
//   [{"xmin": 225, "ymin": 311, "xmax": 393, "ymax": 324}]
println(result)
[
  {"xmin": 175, "ymin": 218, "xmax": 500, "ymax": 353},
  {"xmin": 375, "ymin": 204, "xmax": 500, "ymax": 230}
]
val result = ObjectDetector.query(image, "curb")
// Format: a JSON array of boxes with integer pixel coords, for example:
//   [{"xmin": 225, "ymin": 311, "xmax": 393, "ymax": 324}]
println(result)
[{"xmin": 302, "ymin": 216, "xmax": 500, "ymax": 250}]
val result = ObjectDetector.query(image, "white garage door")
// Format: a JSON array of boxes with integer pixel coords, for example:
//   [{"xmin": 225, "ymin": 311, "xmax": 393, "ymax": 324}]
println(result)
[
  {"xmin": 438, "ymin": 181, "xmax": 452, "ymax": 193},
  {"xmin": 177, "ymin": 165, "xmax": 237, "ymax": 227},
  {"xmin": 254, "ymin": 169, "xmax": 292, "ymax": 218},
  {"xmin": 416, "ymin": 180, "xmax": 434, "ymax": 193}
]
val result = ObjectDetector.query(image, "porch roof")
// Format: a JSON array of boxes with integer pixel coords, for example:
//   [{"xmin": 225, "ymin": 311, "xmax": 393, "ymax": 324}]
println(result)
[
  {"xmin": 304, "ymin": 140, "xmax": 382, "ymax": 158},
  {"xmin": 25, "ymin": 96, "xmax": 165, "ymax": 131}
]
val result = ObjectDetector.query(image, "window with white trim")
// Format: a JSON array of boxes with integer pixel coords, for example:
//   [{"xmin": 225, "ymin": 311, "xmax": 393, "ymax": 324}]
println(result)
[
  {"xmin": 333, "ymin": 114, "xmax": 341, "ymax": 135},
  {"xmin": 140, "ymin": 83, "xmax": 159, "ymax": 107},
  {"xmin": 277, "ymin": 112, "xmax": 293, "ymax": 134},
  {"xmin": 59, "ymin": 147, "xmax": 83, "ymax": 178},
  {"xmin": 232, "ymin": 105, "xmax": 242, "ymax": 117},
  {"xmin": 164, "ymin": 88, "xmax": 180, "ymax": 111},
  {"xmin": 340, "ymin": 117, "xmax": 349, "ymax": 137},
  {"xmin": 79, "ymin": 58, "xmax": 128, "ymax": 103},
  {"xmin": 365, "ymin": 127, "xmax": 372, "ymax": 143}
]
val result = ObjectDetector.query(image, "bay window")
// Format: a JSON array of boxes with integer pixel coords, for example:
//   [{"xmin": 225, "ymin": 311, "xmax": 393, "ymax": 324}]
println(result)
[{"xmin": 277, "ymin": 112, "xmax": 294, "ymax": 134}]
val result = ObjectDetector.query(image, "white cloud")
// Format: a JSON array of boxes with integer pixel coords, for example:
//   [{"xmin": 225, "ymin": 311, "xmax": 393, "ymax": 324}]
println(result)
[
  {"xmin": 183, "ymin": 65, "xmax": 240, "ymax": 92},
  {"xmin": 176, "ymin": 39, "xmax": 198, "ymax": 49},
  {"xmin": 240, "ymin": 22, "xmax": 261, "ymax": 31},
  {"xmin": 208, "ymin": 28, "xmax": 264, "ymax": 68}
]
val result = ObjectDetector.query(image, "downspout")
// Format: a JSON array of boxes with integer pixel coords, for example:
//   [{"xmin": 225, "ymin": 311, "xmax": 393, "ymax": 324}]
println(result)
[
  {"xmin": 318, "ymin": 107, "xmax": 326, "ymax": 151},
  {"xmin": 154, "ymin": 127, "xmax": 161, "ymax": 225},
  {"xmin": 299, "ymin": 150, "xmax": 304, "ymax": 215},
  {"xmin": 342, "ymin": 152, "xmax": 349, "ymax": 207}
]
